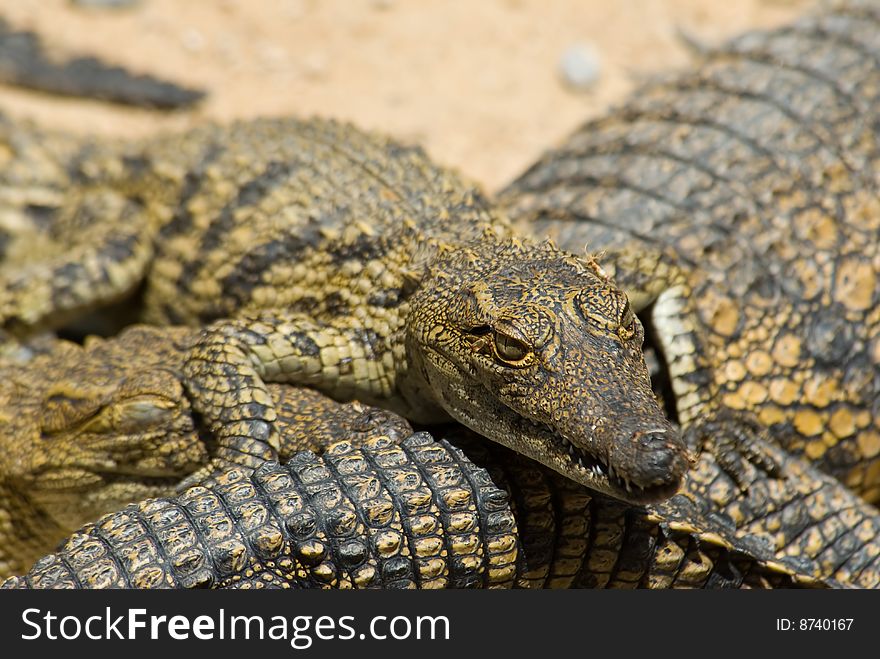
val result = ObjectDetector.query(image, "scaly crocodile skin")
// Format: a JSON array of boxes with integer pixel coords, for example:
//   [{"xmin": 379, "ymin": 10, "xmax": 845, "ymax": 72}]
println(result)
[
  {"xmin": 1, "ymin": 433, "xmax": 521, "ymax": 590},
  {"xmin": 454, "ymin": 431, "xmax": 880, "ymax": 589},
  {"xmin": 501, "ymin": 0, "xmax": 880, "ymax": 501}
]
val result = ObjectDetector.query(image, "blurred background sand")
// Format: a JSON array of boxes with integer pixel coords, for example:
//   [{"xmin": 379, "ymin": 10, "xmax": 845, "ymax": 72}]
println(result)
[{"xmin": 0, "ymin": 0, "xmax": 809, "ymax": 191}]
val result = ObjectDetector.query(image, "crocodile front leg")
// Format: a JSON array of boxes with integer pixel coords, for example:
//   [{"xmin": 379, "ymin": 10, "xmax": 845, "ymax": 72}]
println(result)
[{"xmin": 181, "ymin": 311, "xmax": 405, "ymax": 483}]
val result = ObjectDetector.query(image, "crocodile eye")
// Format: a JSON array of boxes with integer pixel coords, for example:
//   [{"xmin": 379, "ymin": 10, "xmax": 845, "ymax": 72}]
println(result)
[
  {"xmin": 104, "ymin": 397, "xmax": 177, "ymax": 433},
  {"xmin": 618, "ymin": 301, "xmax": 636, "ymax": 340},
  {"xmin": 576, "ymin": 286, "xmax": 632, "ymax": 337},
  {"xmin": 493, "ymin": 331, "xmax": 531, "ymax": 365}
]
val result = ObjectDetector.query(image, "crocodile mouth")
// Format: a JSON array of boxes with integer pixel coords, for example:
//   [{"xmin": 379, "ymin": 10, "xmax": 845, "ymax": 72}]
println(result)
[
  {"xmin": 96, "ymin": 467, "xmax": 193, "ymax": 483},
  {"xmin": 515, "ymin": 414, "xmax": 681, "ymax": 504},
  {"xmin": 29, "ymin": 465, "xmax": 193, "ymax": 494}
]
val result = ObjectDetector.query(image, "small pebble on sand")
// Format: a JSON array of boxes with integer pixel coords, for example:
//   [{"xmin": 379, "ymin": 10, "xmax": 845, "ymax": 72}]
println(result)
[{"xmin": 559, "ymin": 42, "xmax": 601, "ymax": 91}]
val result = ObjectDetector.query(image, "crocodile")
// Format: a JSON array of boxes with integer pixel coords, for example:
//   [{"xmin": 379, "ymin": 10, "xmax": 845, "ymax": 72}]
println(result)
[
  {"xmin": 0, "ymin": 115, "xmax": 690, "ymax": 505},
  {"xmin": 2, "ymin": 327, "xmax": 880, "ymax": 588},
  {"xmin": 500, "ymin": 0, "xmax": 880, "ymax": 501},
  {"xmin": 0, "ymin": 16, "xmax": 205, "ymax": 109},
  {"xmin": 1, "ymin": 432, "xmax": 523, "ymax": 590}
]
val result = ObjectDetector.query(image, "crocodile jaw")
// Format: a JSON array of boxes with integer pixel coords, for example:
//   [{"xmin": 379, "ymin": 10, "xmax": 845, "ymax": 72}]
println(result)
[{"xmin": 426, "ymin": 356, "xmax": 686, "ymax": 504}]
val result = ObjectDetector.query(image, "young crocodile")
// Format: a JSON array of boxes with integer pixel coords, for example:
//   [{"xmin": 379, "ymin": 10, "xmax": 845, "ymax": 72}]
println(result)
[
  {"xmin": 2, "ymin": 327, "xmax": 879, "ymax": 588},
  {"xmin": 500, "ymin": 0, "xmax": 880, "ymax": 501},
  {"xmin": 0, "ymin": 115, "xmax": 688, "ymax": 505}
]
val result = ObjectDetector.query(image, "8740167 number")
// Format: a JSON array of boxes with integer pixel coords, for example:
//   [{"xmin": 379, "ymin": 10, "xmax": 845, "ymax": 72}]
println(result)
[{"xmin": 776, "ymin": 619, "xmax": 853, "ymax": 631}]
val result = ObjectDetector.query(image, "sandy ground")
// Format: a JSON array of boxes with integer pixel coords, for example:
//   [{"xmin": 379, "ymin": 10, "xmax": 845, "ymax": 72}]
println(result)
[{"xmin": 0, "ymin": 0, "xmax": 810, "ymax": 192}]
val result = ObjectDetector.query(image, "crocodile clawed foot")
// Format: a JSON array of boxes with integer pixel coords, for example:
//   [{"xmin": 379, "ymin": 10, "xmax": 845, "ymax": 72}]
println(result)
[
  {"xmin": 349, "ymin": 404, "xmax": 413, "ymax": 446},
  {"xmin": 684, "ymin": 409, "xmax": 784, "ymax": 492},
  {"xmin": 176, "ymin": 433, "xmax": 279, "ymax": 491}
]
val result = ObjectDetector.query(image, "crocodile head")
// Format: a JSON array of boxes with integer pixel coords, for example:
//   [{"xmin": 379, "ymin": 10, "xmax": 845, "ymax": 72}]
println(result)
[
  {"xmin": 0, "ymin": 329, "xmax": 209, "ymax": 535},
  {"xmin": 406, "ymin": 239, "xmax": 688, "ymax": 504}
]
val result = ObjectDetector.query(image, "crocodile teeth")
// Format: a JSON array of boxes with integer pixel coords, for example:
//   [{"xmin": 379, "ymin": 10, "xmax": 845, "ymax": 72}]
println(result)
[
  {"xmin": 560, "ymin": 435, "xmax": 655, "ymax": 496},
  {"xmin": 559, "ymin": 436, "xmax": 612, "ymax": 482}
]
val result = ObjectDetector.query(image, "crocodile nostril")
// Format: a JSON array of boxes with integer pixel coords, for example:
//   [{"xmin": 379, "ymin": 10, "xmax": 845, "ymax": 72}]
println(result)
[
  {"xmin": 629, "ymin": 429, "xmax": 689, "ymax": 485},
  {"xmin": 634, "ymin": 428, "xmax": 668, "ymax": 441},
  {"xmin": 631, "ymin": 428, "xmax": 676, "ymax": 454}
]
